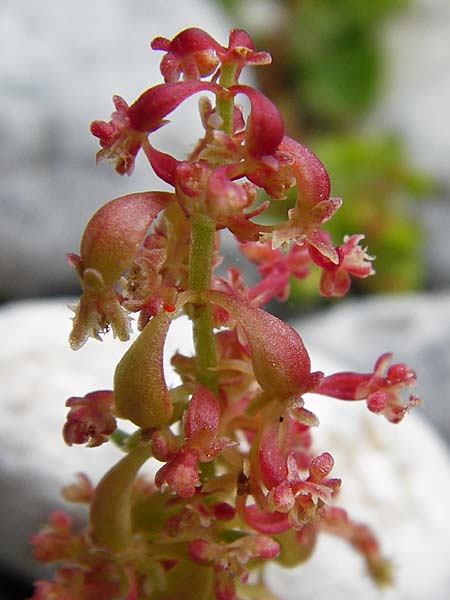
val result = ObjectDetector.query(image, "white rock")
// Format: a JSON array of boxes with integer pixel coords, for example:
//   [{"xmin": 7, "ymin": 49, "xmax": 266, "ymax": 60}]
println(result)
[
  {"xmin": 1, "ymin": 299, "xmax": 450, "ymax": 600},
  {"xmin": 369, "ymin": 0, "xmax": 450, "ymax": 286},
  {"xmin": 371, "ymin": 0, "xmax": 450, "ymax": 183}
]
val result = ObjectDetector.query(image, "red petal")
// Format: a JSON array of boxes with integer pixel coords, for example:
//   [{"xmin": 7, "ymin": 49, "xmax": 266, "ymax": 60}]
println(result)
[
  {"xmin": 145, "ymin": 144, "xmax": 179, "ymax": 185},
  {"xmin": 279, "ymin": 136, "xmax": 331, "ymax": 208},
  {"xmin": 184, "ymin": 385, "xmax": 220, "ymax": 438},
  {"xmin": 227, "ymin": 29, "xmax": 255, "ymax": 52},
  {"xmin": 162, "ymin": 28, "xmax": 223, "ymax": 56},
  {"xmin": 257, "ymin": 422, "xmax": 288, "ymax": 489},
  {"xmin": 128, "ymin": 81, "xmax": 220, "ymax": 132},
  {"xmin": 230, "ymin": 85, "xmax": 284, "ymax": 157},
  {"xmin": 314, "ymin": 371, "xmax": 371, "ymax": 400}
]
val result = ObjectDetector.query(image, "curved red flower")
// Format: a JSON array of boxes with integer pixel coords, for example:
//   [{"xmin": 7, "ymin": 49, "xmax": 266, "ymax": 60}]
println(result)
[
  {"xmin": 314, "ymin": 352, "xmax": 420, "ymax": 423},
  {"xmin": 151, "ymin": 28, "xmax": 222, "ymax": 82}
]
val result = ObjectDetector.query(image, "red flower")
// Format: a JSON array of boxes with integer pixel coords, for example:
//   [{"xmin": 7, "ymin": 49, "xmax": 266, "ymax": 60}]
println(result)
[
  {"xmin": 309, "ymin": 233, "xmax": 375, "ymax": 297},
  {"xmin": 154, "ymin": 385, "xmax": 236, "ymax": 497},
  {"xmin": 151, "ymin": 28, "xmax": 222, "ymax": 82},
  {"xmin": 314, "ymin": 352, "xmax": 420, "ymax": 423},
  {"xmin": 90, "ymin": 95, "xmax": 146, "ymax": 175},
  {"xmin": 221, "ymin": 28, "xmax": 272, "ymax": 79},
  {"xmin": 30, "ymin": 511, "xmax": 76, "ymax": 563},
  {"xmin": 63, "ymin": 391, "xmax": 116, "ymax": 447},
  {"xmin": 188, "ymin": 535, "xmax": 279, "ymax": 600},
  {"xmin": 92, "ymin": 81, "xmax": 220, "ymax": 175},
  {"xmin": 68, "ymin": 191, "xmax": 172, "ymax": 349}
]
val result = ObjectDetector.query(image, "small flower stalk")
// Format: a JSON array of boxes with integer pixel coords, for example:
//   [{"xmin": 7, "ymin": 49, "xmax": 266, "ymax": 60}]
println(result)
[{"xmin": 30, "ymin": 27, "xmax": 419, "ymax": 599}]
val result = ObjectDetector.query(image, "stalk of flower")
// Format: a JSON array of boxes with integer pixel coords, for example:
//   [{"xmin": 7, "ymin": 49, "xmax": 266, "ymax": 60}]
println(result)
[{"xmin": 29, "ymin": 26, "xmax": 420, "ymax": 600}]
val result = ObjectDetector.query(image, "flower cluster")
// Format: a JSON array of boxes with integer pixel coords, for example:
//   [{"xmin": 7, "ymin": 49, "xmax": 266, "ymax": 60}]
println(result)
[{"xmin": 31, "ymin": 27, "xmax": 419, "ymax": 600}]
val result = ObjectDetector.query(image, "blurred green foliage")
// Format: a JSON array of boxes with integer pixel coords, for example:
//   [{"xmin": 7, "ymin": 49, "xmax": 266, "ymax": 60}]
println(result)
[
  {"xmin": 219, "ymin": 0, "xmax": 433, "ymax": 296},
  {"xmin": 312, "ymin": 134, "xmax": 432, "ymax": 292},
  {"xmin": 264, "ymin": 0, "xmax": 408, "ymax": 129}
]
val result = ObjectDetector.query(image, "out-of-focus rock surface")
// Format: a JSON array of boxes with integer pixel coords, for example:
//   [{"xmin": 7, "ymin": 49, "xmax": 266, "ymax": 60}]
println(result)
[
  {"xmin": 369, "ymin": 0, "xmax": 450, "ymax": 286},
  {"xmin": 1, "ymin": 299, "xmax": 450, "ymax": 599},
  {"xmin": 371, "ymin": 0, "xmax": 450, "ymax": 184}
]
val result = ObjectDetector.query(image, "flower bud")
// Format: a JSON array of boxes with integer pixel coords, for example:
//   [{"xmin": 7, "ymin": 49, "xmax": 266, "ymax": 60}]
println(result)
[
  {"xmin": 279, "ymin": 136, "xmax": 331, "ymax": 209},
  {"xmin": 308, "ymin": 452, "xmax": 334, "ymax": 482},
  {"xmin": 80, "ymin": 191, "xmax": 173, "ymax": 286},
  {"xmin": 230, "ymin": 85, "xmax": 284, "ymax": 158},
  {"xmin": 160, "ymin": 559, "xmax": 213, "ymax": 600},
  {"xmin": 204, "ymin": 291, "xmax": 318, "ymax": 398},
  {"xmin": 151, "ymin": 28, "xmax": 222, "ymax": 82},
  {"xmin": 90, "ymin": 443, "xmax": 152, "ymax": 551},
  {"xmin": 114, "ymin": 311, "xmax": 173, "ymax": 428}
]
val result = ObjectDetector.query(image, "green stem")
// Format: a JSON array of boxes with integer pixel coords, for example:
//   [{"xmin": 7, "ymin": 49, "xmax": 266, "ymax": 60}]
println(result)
[
  {"xmin": 216, "ymin": 62, "xmax": 237, "ymax": 135},
  {"xmin": 189, "ymin": 213, "xmax": 218, "ymax": 393}
]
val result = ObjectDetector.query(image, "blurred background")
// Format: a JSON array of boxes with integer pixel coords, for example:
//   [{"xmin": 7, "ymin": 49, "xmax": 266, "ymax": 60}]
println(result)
[
  {"xmin": 1, "ymin": 0, "xmax": 449, "ymax": 598},
  {"xmin": 2, "ymin": 0, "xmax": 450, "ymax": 303},
  {"xmin": 220, "ymin": 0, "xmax": 448, "ymax": 299}
]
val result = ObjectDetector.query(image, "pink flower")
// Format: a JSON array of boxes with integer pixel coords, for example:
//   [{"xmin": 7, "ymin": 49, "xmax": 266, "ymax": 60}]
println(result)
[
  {"xmin": 152, "ymin": 27, "xmax": 272, "ymax": 85},
  {"xmin": 314, "ymin": 352, "xmax": 420, "ymax": 423},
  {"xmin": 63, "ymin": 391, "xmax": 116, "ymax": 447},
  {"xmin": 188, "ymin": 535, "xmax": 279, "ymax": 600},
  {"xmin": 90, "ymin": 95, "xmax": 146, "ymax": 175},
  {"xmin": 309, "ymin": 233, "xmax": 375, "ymax": 297},
  {"xmin": 240, "ymin": 240, "xmax": 310, "ymax": 304},
  {"xmin": 255, "ymin": 410, "xmax": 340, "ymax": 528},
  {"xmin": 68, "ymin": 191, "xmax": 172, "ymax": 349},
  {"xmin": 154, "ymin": 385, "xmax": 235, "ymax": 497},
  {"xmin": 92, "ymin": 81, "xmax": 220, "ymax": 174},
  {"xmin": 204, "ymin": 290, "xmax": 322, "ymax": 399},
  {"xmin": 151, "ymin": 28, "xmax": 222, "ymax": 82},
  {"xmin": 30, "ymin": 511, "xmax": 76, "ymax": 563},
  {"xmin": 323, "ymin": 506, "xmax": 393, "ymax": 586}
]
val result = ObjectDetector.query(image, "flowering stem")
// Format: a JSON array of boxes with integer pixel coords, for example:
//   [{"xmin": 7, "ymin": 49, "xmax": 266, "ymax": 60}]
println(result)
[
  {"xmin": 109, "ymin": 428, "xmax": 130, "ymax": 450},
  {"xmin": 189, "ymin": 213, "xmax": 218, "ymax": 393},
  {"xmin": 216, "ymin": 62, "xmax": 237, "ymax": 134}
]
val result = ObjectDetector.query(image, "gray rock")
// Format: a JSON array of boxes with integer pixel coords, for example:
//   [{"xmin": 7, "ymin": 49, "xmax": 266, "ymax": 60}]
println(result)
[
  {"xmin": 0, "ymin": 0, "xmax": 229, "ymax": 299},
  {"xmin": 1, "ymin": 298, "xmax": 450, "ymax": 599},
  {"xmin": 371, "ymin": 0, "xmax": 450, "ymax": 184},
  {"xmin": 369, "ymin": 0, "xmax": 450, "ymax": 286}
]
